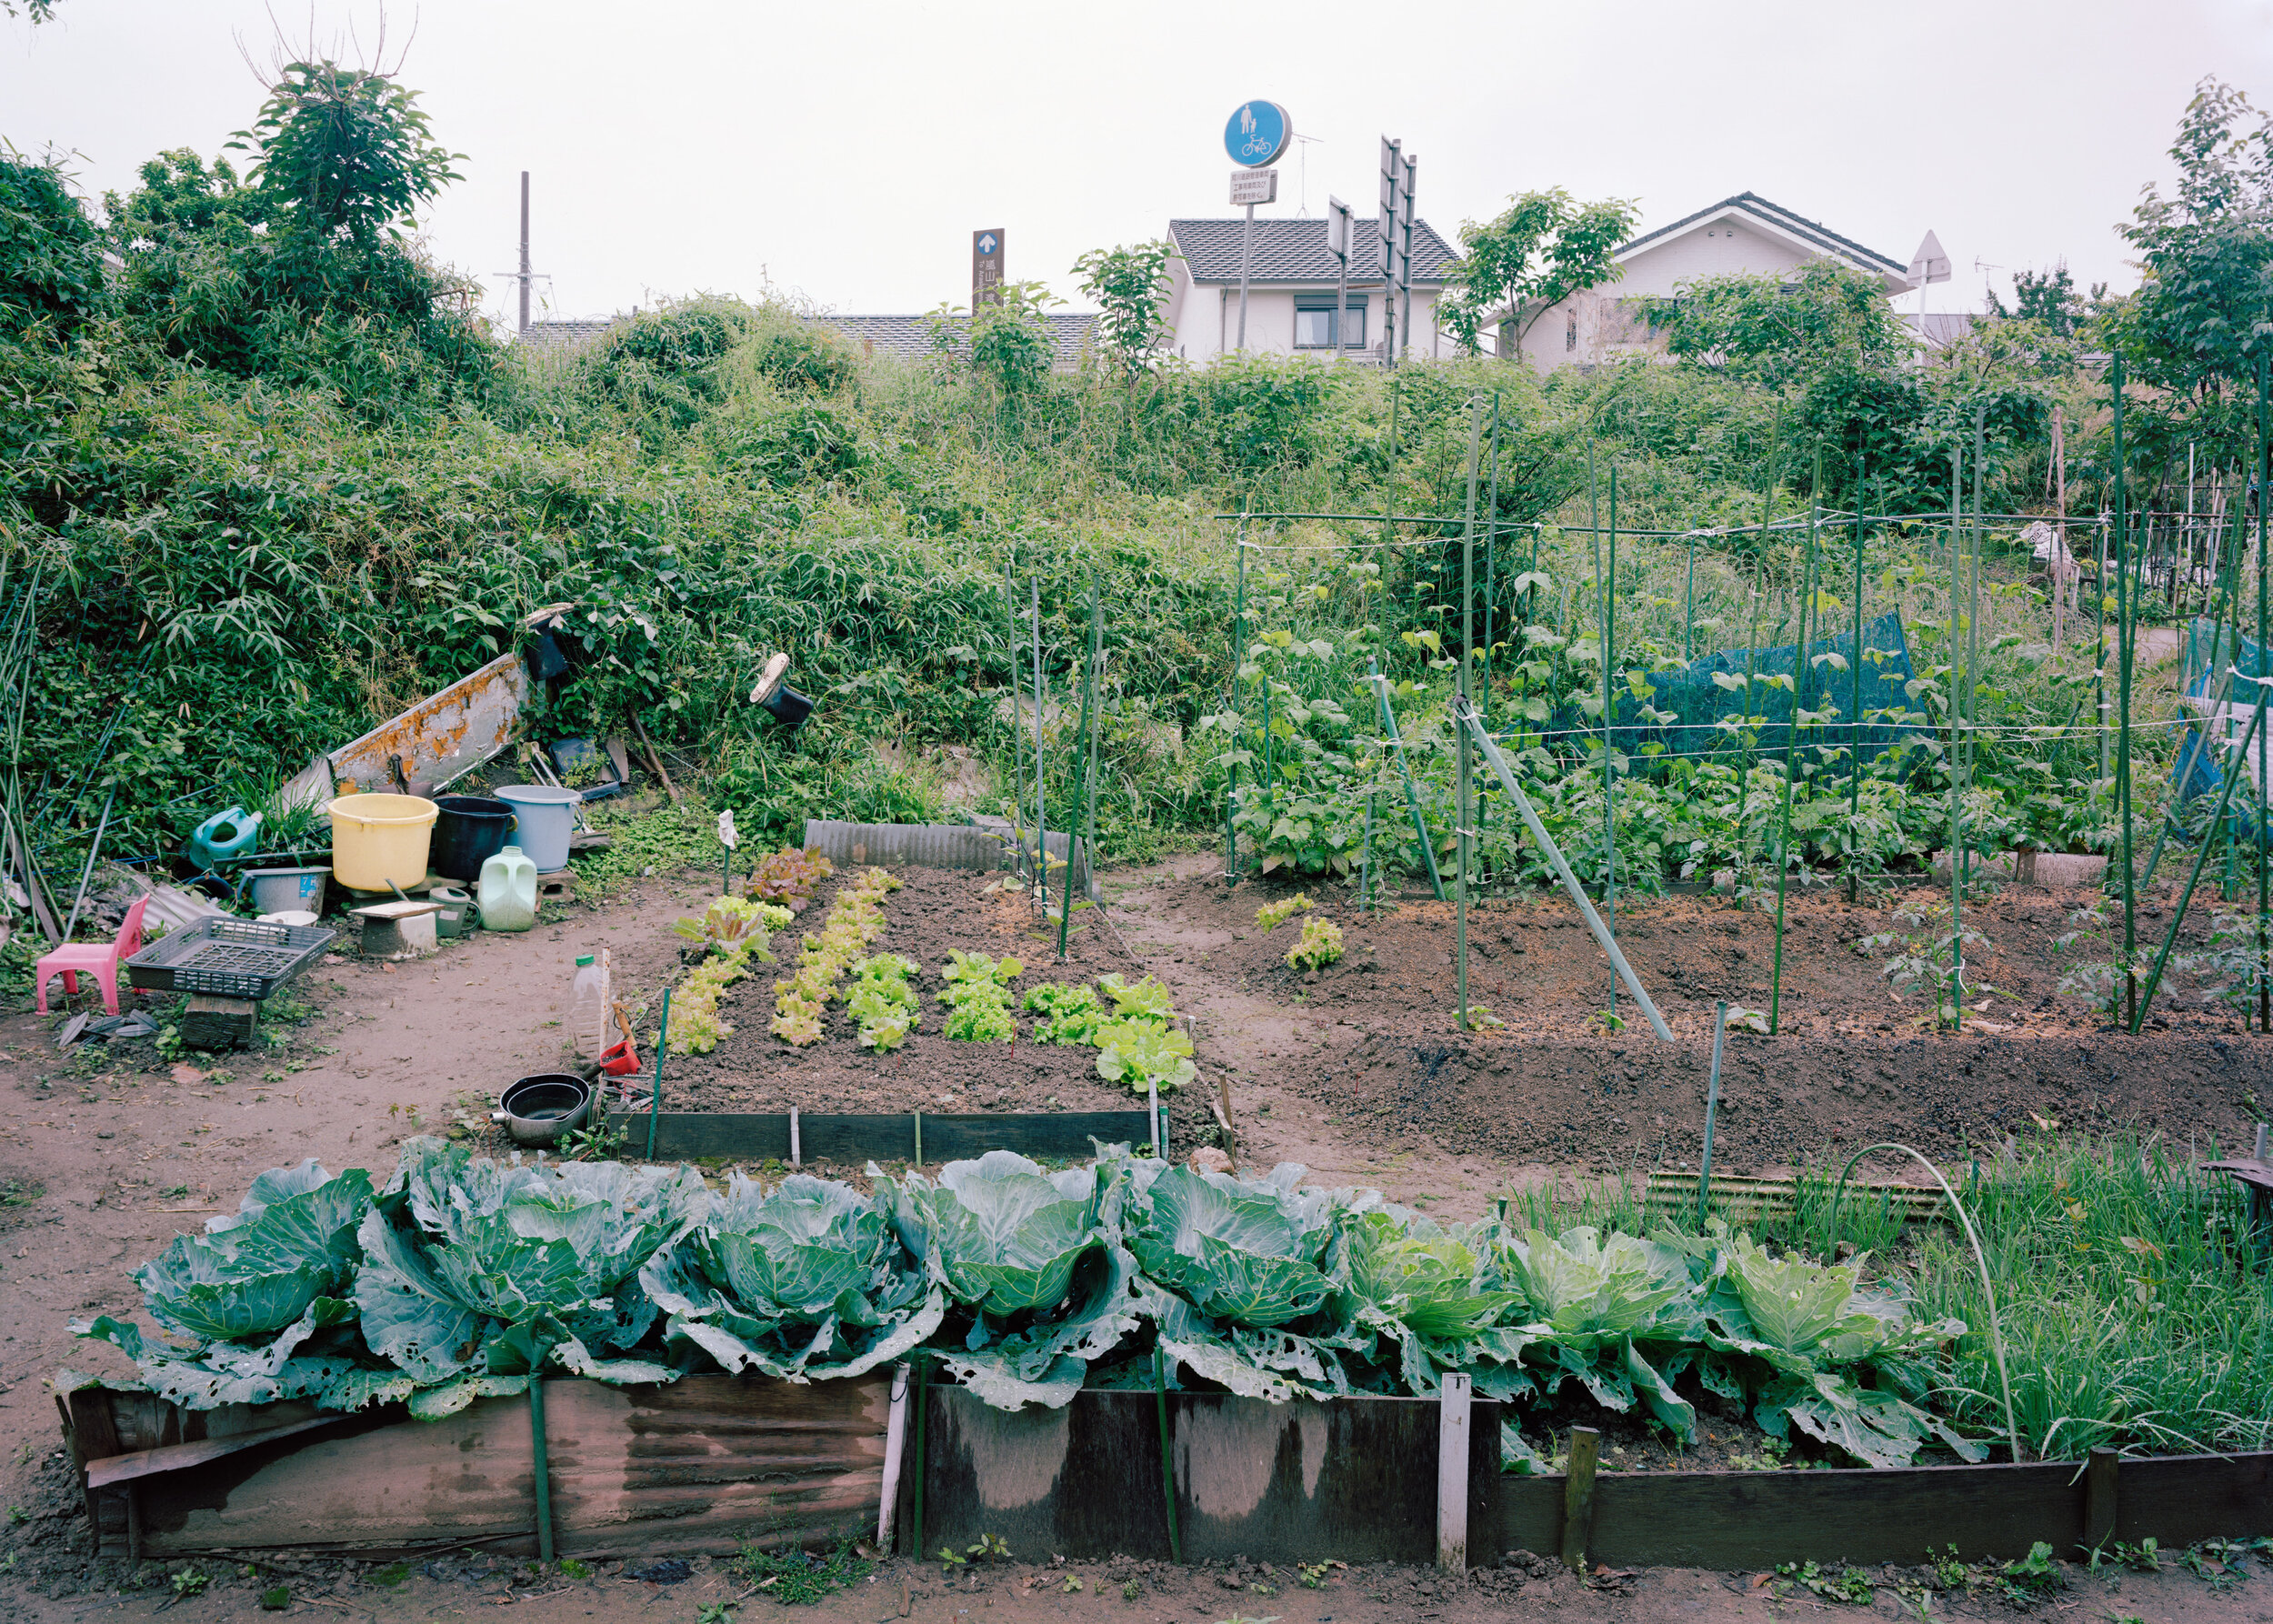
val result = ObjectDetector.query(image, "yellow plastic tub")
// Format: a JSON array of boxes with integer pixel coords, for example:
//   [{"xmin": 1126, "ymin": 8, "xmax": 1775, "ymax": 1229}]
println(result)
[{"xmin": 325, "ymin": 793, "xmax": 441, "ymax": 891}]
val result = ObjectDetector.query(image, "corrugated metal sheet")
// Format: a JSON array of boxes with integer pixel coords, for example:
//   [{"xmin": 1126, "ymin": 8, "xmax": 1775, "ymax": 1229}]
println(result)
[
  {"xmin": 328, "ymin": 650, "xmax": 527, "ymax": 796},
  {"xmin": 802, "ymin": 821, "xmax": 1096, "ymax": 895}
]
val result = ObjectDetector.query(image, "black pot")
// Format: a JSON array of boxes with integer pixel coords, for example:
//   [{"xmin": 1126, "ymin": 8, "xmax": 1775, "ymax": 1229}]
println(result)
[
  {"xmin": 431, "ymin": 795, "xmax": 518, "ymax": 882},
  {"xmin": 494, "ymin": 1074, "xmax": 592, "ymax": 1148}
]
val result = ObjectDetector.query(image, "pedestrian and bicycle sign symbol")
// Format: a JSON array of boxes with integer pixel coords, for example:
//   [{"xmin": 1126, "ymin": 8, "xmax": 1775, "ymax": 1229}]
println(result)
[{"xmin": 1225, "ymin": 101, "xmax": 1291, "ymax": 168}]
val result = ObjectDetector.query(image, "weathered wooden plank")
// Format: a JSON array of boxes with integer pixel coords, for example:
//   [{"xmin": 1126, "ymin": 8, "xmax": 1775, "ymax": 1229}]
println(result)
[
  {"xmin": 89, "ymin": 1413, "xmax": 355, "ymax": 1489},
  {"xmin": 607, "ymin": 1112, "xmax": 1158, "ymax": 1165},
  {"xmin": 2114, "ymin": 1449, "xmax": 2273, "ymax": 1548},
  {"xmin": 916, "ymin": 1387, "xmax": 1500, "ymax": 1566},
  {"xmin": 131, "ymin": 1375, "xmax": 891, "ymax": 1559},
  {"xmin": 1498, "ymin": 1460, "xmax": 2088, "ymax": 1569}
]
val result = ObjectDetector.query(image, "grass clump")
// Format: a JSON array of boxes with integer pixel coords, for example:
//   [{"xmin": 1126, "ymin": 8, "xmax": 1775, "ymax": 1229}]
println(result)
[
  {"xmin": 1286, "ymin": 917, "xmax": 1343, "ymax": 970},
  {"xmin": 734, "ymin": 1536, "xmax": 873, "ymax": 1605},
  {"xmin": 940, "ymin": 950, "xmax": 1021, "ymax": 1042}
]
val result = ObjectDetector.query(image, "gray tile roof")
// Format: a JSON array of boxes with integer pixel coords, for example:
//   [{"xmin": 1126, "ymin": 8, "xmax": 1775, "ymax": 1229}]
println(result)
[
  {"xmin": 514, "ymin": 317, "xmax": 622, "ymax": 352},
  {"xmin": 821, "ymin": 312, "xmax": 1099, "ymax": 371},
  {"xmin": 1618, "ymin": 192, "xmax": 1905, "ymax": 275},
  {"xmin": 1167, "ymin": 217, "xmax": 1457, "ymax": 286}
]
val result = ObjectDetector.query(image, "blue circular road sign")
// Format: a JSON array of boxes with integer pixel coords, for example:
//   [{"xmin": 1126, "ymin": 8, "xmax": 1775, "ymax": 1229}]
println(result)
[{"xmin": 1225, "ymin": 101, "xmax": 1292, "ymax": 168}]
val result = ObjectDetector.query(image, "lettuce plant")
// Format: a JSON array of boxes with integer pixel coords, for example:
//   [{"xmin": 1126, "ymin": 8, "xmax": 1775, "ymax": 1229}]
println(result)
[
  {"xmin": 1023, "ymin": 982, "xmax": 1103, "ymax": 1046},
  {"xmin": 745, "ymin": 846, "xmax": 834, "ymax": 914},
  {"xmin": 772, "ymin": 867, "xmax": 898, "ymax": 1046},
  {"xmin": 642, "ymin": 1172, "xmax": 942, "ymax": 1380},
  {"xmin": 847, "ymin": 954, "xmax": 920, "ymax": 1051},
  {"xmin": 1095, "ymin": 1018, "xmax": 1195, "ymax": 1093},
  {"xmin": 1254, "ymin": 893, "xmax": 1311, "ymax": 931},
  {"xmin": 878, "ymin": 1151, "xmax": 1137, "ymax": 1408},
  {"xmin": 939, "ymin": 951, "xmax": 1021, "ymax": 1044},
  {"xmin": 1286, "ymin": 917, "xmax": 1344, "ymax": 970}
]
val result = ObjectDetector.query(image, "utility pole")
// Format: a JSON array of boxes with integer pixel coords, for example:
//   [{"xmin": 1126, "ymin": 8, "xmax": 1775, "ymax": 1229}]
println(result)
[{"xmin": 518, "ymin": 171, "xmax": 532, "ymax": 335}]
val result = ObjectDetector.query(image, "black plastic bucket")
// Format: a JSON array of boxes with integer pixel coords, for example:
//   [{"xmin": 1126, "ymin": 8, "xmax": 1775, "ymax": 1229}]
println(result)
[{"xmin": 431, "ymin": 796, "xmax": 517, "ymax": 882}]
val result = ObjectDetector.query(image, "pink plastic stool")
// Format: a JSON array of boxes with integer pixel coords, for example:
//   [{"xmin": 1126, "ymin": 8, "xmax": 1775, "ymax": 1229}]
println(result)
[{"xmin": 34, "ymin": 896, "xmax": 148, "ymax": 1017}]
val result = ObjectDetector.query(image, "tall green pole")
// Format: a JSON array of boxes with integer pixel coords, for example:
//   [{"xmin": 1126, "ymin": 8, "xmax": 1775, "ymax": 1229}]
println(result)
[
  {"xmin": 1684, "ymin": 535, "xmax": 1697, "ymax": 663},
  {"xmin": 1968, "ymin": 406, "xmax": 1988, "ymax": 922},
  {"xmin": 1059, "ymin": 574, "xmax": 1102, "ymax": 959},
  {"xmin": 1605, "ymin": 463, "xmax": 1619, "ymax": 1016},
  {"xmin": 1457, "ymin": 399, "xmax": 1483, "ymax": 1030},
  {"xmin": 2257, "ymin": 351, "xmax": 2269, "ymax": 1030},
  {"xmin": 1769, "ymin": 495, "xmax": 1820, "ymax": 1035},
  {"xmin": 1948, "ymin": 442, "xmax": 1965, "ymax": 1029},
  {"xmin": 1225, "ymin": 521, "xmax": 1247, "ymax": 884},
  {"xmin": 1848, "ymin": 457, "xmax": 1866, "ymax": 902},
  {"xmin": 1480, "ymin": 392, "xmax": 1503, "ymax": 859},
  {"xmin": 2113, "ymin": 357, "xmax": 2137, "ymax": 1029}
]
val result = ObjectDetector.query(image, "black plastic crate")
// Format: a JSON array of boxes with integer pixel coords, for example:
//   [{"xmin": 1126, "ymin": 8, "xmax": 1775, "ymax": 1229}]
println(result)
[{"xmin": 125, "ymin": 917, "xmax": 335, "ymax": 999}]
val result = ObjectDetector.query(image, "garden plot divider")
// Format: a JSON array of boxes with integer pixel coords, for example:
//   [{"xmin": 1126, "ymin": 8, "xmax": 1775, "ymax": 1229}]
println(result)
[
  {"xmin": 65, "ymin": 1374, "xmax": 2273, "ymax": 1571},
  {"xmin": 604, "ymin": 1110, "xmax": 1168, "ymax": 1164}
]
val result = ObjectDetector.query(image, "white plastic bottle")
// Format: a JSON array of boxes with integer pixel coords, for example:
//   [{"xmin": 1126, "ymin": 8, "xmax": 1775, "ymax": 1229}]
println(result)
[{"xmin": 570, "ymin": 950, "xmax": 612, "ymax": 1061}]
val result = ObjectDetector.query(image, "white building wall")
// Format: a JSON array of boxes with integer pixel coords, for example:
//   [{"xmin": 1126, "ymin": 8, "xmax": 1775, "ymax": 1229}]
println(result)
[
  {"xmin": 1507, "ymin": 222, "xmax": 1822, "ymax": 372},
  {"xmin": 1167, "ymin": 282, "xmax": 1443, "ymax": 363}
]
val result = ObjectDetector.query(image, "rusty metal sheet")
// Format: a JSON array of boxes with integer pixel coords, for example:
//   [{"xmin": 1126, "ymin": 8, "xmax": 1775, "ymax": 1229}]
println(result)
[{"xmin": 327, "ymin": 650, "xmax": 526, "ymax": 796}]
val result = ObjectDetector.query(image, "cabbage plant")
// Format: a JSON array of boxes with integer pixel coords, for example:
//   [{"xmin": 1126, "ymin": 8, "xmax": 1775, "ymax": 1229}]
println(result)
[
  {"xmin": 642, "ymin": 1171, "xmax": 941, "ymax": 1381},
  {"xmin": 350, "ymin": 1138, "xmax": 706, "ymax": 1417},
  {"xmin": 74, "ymin": 1159, "xmax": 374, "ymax": 1408},
  {"xmin": 877, "ymin": 1150, "xmax": 1137, "ymax": 1409}
]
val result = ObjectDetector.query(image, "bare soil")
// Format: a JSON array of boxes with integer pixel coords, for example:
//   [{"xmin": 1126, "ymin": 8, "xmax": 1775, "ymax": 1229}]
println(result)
[{"xmin": 4, "ymin": 849, "xmax": 2272, "ymax": 1617}]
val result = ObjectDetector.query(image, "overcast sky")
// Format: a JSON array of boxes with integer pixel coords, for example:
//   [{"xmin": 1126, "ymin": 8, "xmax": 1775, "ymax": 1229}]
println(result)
[{"xmin": 7, "ymin": 0, "xmax": 2269, "ymax": 334}]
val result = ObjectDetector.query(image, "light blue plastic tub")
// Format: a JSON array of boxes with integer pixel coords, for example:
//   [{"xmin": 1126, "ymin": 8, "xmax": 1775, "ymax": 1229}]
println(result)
[{"xmin": 492, "ymin": 786, "xmax": 579, "ymax": 873}]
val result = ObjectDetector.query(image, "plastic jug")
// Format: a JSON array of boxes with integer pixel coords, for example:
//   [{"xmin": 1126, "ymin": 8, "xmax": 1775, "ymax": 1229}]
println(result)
[
  {"xmin": 477, "ymin": 844, "xmax": 538, "ymax": 933},
  {"xmin": 570, "ymin": 950, "xmax": 612, "ymax": 1060},
  {"xmin": 185, "ymin": 806, "xmax": 264, "ymax": 871}
]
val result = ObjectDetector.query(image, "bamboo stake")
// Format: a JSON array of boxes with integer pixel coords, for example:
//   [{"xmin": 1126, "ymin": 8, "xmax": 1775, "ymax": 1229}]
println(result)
[
  {"xmin": 1848, "ymin": 457, "xmax": 1866, "ymax": 902},
  {"xmin": 1605, "ymin": 462, "xmax": 1619, "ymax": 1016},
  {"xmin": 1006, "ymin": 554, "xmax": 1025, "ymax": 875},
  {"xmin": 1769, "ymin": 496, "xmax": 1819, "ymax": 1035},
  {"xmin": 2257, "ymin": 351, "xmax": 2269, "ymax": 1030},
  {"xmin": 1372, "ymin": 663, "xmax": 1445, "ymax": 901},
  {"xmin": 2132, "ymin": 697, "xmax": 2265, "ymax": 1031},
  {"xmin": 1032, "ymin": 580, "xmax": 1048, "ymax": 909},
  {"xmin": 1948, "ymin": 443, "xmax": 1965, "ymax": 1030},
  {"xmin": 1224, "ymin": 521, "xmax": 1246, "ymax": 885},
  {"xmin": 1058, "ymin": 575, "xmax": 1101, "ymax": 960}
]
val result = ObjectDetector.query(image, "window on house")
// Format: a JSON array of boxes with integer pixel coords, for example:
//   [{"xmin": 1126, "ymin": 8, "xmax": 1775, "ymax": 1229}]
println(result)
[{"xmin": 1294, "ymin": 297, "xmax": 1366, "ymax": 350}]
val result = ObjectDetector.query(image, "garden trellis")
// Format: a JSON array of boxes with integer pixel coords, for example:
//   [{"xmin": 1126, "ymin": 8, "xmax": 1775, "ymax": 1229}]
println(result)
[{"xmin": 1205, "ymin": 358, "xmax": 2273, "ymax": 1039}]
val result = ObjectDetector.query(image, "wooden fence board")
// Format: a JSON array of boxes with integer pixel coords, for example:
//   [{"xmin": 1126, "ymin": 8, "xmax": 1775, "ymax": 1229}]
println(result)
[
  {"xmin": 606, "ymin": 1111, "xmax": 1160, "ymax": 1165},
  {"xmin": 908, "ymin": 1388, "xmax": 1499, "ymax": 1566},
  {"xmin": 2115, "ymin": 1451, "xmax": 2273, "ymax": 1548},
  {"xmin": 126, "ymin": 1376, "xmax": 889, "ymax": 1560}
]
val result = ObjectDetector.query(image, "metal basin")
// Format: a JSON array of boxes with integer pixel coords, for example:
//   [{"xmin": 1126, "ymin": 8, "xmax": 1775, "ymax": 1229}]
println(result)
[{"xmin": 492, "ymin": 1073, "xmax": 593, "ymax": 1148}]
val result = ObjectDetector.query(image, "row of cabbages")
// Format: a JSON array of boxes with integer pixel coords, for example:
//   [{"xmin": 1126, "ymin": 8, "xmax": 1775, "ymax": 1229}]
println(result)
[{"xmin": 68, "ymin": 1140, "xmax": 1983, "ymax": 1469}]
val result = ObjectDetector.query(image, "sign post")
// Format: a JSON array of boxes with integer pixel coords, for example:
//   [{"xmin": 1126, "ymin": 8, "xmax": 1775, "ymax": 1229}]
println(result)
[
  {"xmin": 1377, "ymin": 138, "xmax": 1417, "ymax": 366},
  {"xmin": 1908, "ymin": 228, "xmax": 1949, "ymax": 338},
  {"xmin": 972, "ymin": 229, "xmax": 1006, "ymax": 313},
  {"xmin": 1225, "ymin": 101, "xmax": 1291, "ymax": 354},
  {"xmin": 1327, "ymin": 195, "xmax": 1352, "ymax": 358}
]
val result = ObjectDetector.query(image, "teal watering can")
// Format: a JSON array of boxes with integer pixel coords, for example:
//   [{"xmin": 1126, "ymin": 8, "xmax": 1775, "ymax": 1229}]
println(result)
[{"xmin": 185, "ymin": 806, "xmax": 264, "ymax": 872}]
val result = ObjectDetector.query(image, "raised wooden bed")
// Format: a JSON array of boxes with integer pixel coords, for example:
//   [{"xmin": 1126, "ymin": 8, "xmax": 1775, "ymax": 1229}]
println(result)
[
  {"xmin": 606, "ymin": 1109, "xmax": 1167, "ymax": 1164},
  {"xmin": 58, "ymin": 1376, "xmax": 2273, "ymax": 1569}
]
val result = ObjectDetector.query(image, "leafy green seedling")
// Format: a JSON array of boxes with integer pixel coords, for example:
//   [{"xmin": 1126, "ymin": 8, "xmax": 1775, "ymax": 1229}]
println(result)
[{"xmin": 1254, "ymin": 893, "xmax": 1311, "ymax": 931}]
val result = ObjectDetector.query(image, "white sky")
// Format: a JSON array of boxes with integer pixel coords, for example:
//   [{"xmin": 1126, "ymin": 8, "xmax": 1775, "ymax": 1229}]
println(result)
[{"xmin": 7, "ymin": 0, "xmax": 2270, "ymax": 333}]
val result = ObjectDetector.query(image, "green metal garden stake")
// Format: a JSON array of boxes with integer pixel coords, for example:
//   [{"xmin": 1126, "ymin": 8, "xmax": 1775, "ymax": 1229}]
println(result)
[
  {"xmin": 1848, "ymin": 457, "xmax": 1867, "ymax": 902},
  {"xmin": 1058, "ymin": 574, "xmax": 1102, "ymax": 960},
  {"xmin": 1604, "ymin": 462, "xmax": 1618, "ymax": 1016},
  {"xmin": 1458, "ymin": 398, "xmax": 1483, "ymax": 1029},
  {"xmin": 2111, "ymin": 364, "xmax": 2137, "ymax": 1028},
  {"xmin": 1152, "ymin": 1346, "xmax": 1182, "ymax": 1563},
  {"xmin": 1698, "ymin": 1001, "xmax": 1727, "ymax": 1227},
  {"xmin": 1769, "ymin": 499, "xmax": 1820, "ymax": 1035},
  {"xmin": 1481, "ymin": 392, "xmax": 1504, "ymax": 858},
  {"xmin": 528, "ymin": 1377, "xmax": 554, "ymax": 1563},
  {"xmin": 2257, "ymin": 351, "xmax": 2269, "ymax": 1030},
  {"xmin": 910, "ymin": 1351, "xmax": 929, "ymax": 1560},
  {"xmin": 2132, "ymin": 701, "xmax": 2265, "ymax": 1030},
  {"xmin": 1684, "ymin": 535, "xmax": 1697, "ymax": 663},
  {"xmin": 1371, "ymin": 663, "xmax": 1445, "ymax": 901},
  {"xmin": 1948, "ymin": 444, "xmax": 1965, "ymax": 1028},
  {"xmin": 645, "ymin": 987, "xmax": 670, "ymax": 1160},
  {"xmin": 1226, "ymin": 523, "xmax": 1247, "ymax": 885}
]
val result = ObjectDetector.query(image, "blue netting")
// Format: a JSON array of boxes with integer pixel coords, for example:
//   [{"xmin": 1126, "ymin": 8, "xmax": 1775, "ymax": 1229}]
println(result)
[
  {"xmin": 2174, "ymin": 616, "xmax": 2273, "ymax": 810},
  {"xmin": 1547, "ymin": 609, "xmax": 1925, "ymax": 763}
]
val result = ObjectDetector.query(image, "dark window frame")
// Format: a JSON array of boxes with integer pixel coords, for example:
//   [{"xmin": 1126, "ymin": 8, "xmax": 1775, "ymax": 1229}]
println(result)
[{"xmin": 1293, "ymin": 295, "xmax": 1367, "ymax": 351}]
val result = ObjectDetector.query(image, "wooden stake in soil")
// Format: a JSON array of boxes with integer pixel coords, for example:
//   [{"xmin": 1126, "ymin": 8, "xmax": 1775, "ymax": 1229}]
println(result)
[
  {"xmin": 1436, "ymin": 1371, "xmax": 1472, "ymax": 1572},
  {"xmin": 1560, "ymin": 1425, "xmax": 1601, "ymax": 1571},
  {"xmin": 528, "ymin": 1378, "xmax": 555, "ymax": 1562},
  {"xmin": 645, "ymin": 987, "xmax": 670, "ymax": 1160},
  {"xmin": 2082, "ymin": 1447, "xmax": 2118, "ymax": 1557}
]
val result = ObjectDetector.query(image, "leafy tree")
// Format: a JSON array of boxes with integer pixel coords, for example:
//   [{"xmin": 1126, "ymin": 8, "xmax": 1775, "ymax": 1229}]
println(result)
[
  {"xmin": 930, "ymin": 280, "xmax": 1058, "ymax": 397},
  {"xmin": 1072, "ymin": 239, "xmax": 1180, "ymax": 381},
  {"xmin": 228, "ymin": 61, "xmax": 463, "ymax": 247},
  {"xmin": 2009, "ymin": 264, "xmax": 2085, "ymax": 336},
  {"xmin": 1437, "ymin": 188, "xmax": 1638, "ymax": 358},
  {"xmin": 0, "ymin": 149, "xmax": 106, "ymax": 341},
  {"xmin": 2108, "ymin": 76, "xmax": 2273, "ymax": 404},
  {"xmin": 1636, "ymin": 260, "xmax": 1912, "ymax": 396}
]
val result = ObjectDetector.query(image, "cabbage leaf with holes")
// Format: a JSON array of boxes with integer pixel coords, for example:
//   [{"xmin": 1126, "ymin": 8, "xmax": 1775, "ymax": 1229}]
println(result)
[
  {"xmin": 350, "ymin": 1138, "xmax": 706, "ymax": 1417},
  {"xmin": 71, "ymin": 1160, "xmax": 374, "ymax": 1409},
  {"xmin": 876, "ymin": 1150, "xmax": 1137, "ymax": 1410},
  {"xmin": 642, "ymin": 1171, "xmax": 942, "ymax": 1381}
]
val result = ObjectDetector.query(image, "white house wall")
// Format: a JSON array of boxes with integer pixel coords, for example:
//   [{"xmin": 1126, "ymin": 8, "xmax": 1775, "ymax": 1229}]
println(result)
[
  {"xmin": 1168, "ymin": 284, "xmax": 1444, "ymax": 363},
  {"xmin": 1509, "ymin": 220, "xmax": 1821, "ymax": 372}
]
